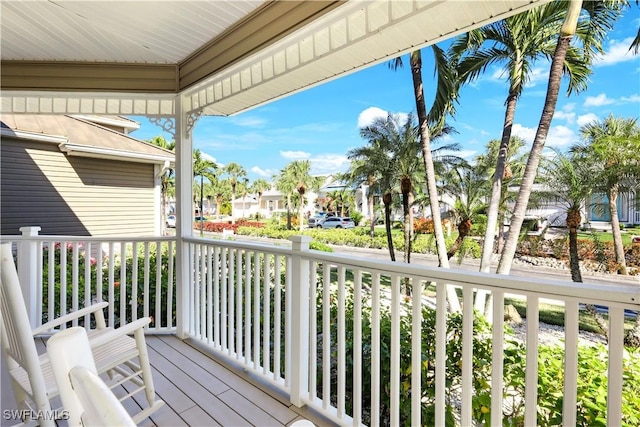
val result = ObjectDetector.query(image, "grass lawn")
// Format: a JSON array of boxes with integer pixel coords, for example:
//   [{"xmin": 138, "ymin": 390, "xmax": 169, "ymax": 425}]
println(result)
[
  {"xmin": 576, "ymin": 226, "xmax": 640, "ymax": 246},
  {"xmin": 505, "ymin": 297, "xmax": 636, "ymax": 335}
]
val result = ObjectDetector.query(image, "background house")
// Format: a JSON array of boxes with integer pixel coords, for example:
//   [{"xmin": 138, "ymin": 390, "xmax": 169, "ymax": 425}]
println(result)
[{"xmin": 1, "ymin": 115, "xmax": 174, "ymax": 236}]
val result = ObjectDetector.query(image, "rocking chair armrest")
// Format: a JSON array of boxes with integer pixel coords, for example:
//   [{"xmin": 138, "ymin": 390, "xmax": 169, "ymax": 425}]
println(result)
[
  {"xmin": 88, "ymin": 317, "xmax": 151, "ymax": 348},
  {"xmin": 32, "ymin": 302, "xmax": 110, "ymax": 335}
]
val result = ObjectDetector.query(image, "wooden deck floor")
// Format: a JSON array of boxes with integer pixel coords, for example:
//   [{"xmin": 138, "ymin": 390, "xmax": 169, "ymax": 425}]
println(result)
[{"xmin": 1, "ymin": 335, "xmax": 333, "ymax": 427}]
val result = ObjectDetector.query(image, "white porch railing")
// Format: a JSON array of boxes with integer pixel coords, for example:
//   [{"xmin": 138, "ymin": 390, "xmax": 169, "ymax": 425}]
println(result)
[
  {"xmin": 4, "ymin": 228, "xmax": 639, "ymax": 426},
  {"xmin": 3, "ymin": 227, "xmax": 177, "ymax": 334}
]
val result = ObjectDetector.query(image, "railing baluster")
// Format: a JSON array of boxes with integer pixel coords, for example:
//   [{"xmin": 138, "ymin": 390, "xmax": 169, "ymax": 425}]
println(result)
[
  {"xmin": 525, "ymin": 296, "xmax": 539, "ymax": 427},
  {"xmin": 370, "ymin": 272, "xmax": 381, "ymax": 427},
  {"xmin": 83, "ymin": 241, "xmax": 91, "ymax": 326},
  {"xmin": 228, "ymin": 249, "xmax": 235, "ymax": 355},
  {"xmin": 156, "ymin": 240, "xmax": 164, "ymax": 332},
  {"xmin": 491, "ymin": 290, "xmax": 505, "ymax": 427},
  {"xmin": 274, "ymin": 255, "xmax": 281, "ymax": 379},
  {"xmin": 167, "ymin": 241, "xmax": 174, "ymax": 329},
  {"xmin": 263, "ymin": 252, "xmax": 270, "ymax": 375},
  {"xmin": 143, "ymin": 242, "xmax": 150, "ymax": 328},
  {"xmin": 107, "ymin": 242, "xmax": 114, "ymax": 328},
  {"xmin": 253, "ymin": 251, "xmax": 261, "ymax": 369},
  {"xmin": 337, "ymin": 265, "xmax": 346, "ymax": 420},
  {"xmin": 131, "ymin": 242, "xmax": 139, "ymax": 323},
  {"xmin": 461, "ymin": 284, "xmax": 473, "ymax": 426},
  {"xmin": 322, "ymin": 262, "xmax": 331, "ymax": 411},
  {"xmin": 60, "ymin": 241, "xmax": 68, "ymax": 326},
  {"xmin": 207, "ymin": 246, "xmax": 213, "ymax": 345},
  {"xmin": 119, "ymin": 241, "xmax": 126, "ymax": 328},
  {"xmin": 244, "ymin": 250, "xmax": 252, "ymax": 364},
  {"xmin": 221, "ymin": 248, "xmax": 228, "ymax": 351},
  {"xmin": 72, "ymin": 242, "xmax": 80, "ymax": 326},
  {"xmin": 563, "ymin": 300, "xmax": 579, "ymax": 426},
  {"xmin": 309, "ymin": 261, "xmax": 318, "ymax": 401},
  {"xmin": 285, "ymin": 256, "xmax": 292, "ymax": 388},
  {"xmin": 353, "ymin": 269, "xmax": 363, "ymax": 426},
  {"xmin": 390, "ymin": 274, "xmax": 400, "ymax": 427},
  {"xmin": 435, "ymin": 281, "xmax": 446, "ymax": 426},
  {"xmin": 412, "ymin": 277, "xmax": 424, "ymax": 425},
  {"xmin": 47, "ymin": 241, "xmax": 54, "ymax": 325},
  {"xmin": 608, "ymin": 306, "xmax": 625, "ymax": 427},
  {"xmin": 214, "ymin": 246, "xmax": 221, "ymax": 349},
  {"xmin": 236, "ymin": 249, "xmax": 243, "ymax": 361}
]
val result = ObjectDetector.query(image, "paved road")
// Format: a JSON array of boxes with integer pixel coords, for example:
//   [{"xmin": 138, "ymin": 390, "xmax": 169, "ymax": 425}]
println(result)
[{"xmin": 215, "ymin": 232, "xmax": 639, "ymax": 288}]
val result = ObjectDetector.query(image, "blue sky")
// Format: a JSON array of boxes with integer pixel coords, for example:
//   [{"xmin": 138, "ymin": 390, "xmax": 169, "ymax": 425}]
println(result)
[{"xmin": 130, "ymin": 9, "xmax": 639, "ymax": 183}]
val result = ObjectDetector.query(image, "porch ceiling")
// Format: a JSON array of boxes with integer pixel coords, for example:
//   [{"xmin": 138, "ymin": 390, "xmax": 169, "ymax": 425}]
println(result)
[{"xmin": 1, "ymin": 0, "xmax": 549, "ymax": 116}]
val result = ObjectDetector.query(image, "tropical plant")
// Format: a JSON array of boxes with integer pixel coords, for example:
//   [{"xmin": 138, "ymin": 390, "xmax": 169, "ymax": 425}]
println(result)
[
  {"xmin": 250, "ymin": 178, "xmax": 272, "ymax": 219},
  {"xmin": 193, "ymin": 149, "xmax": 218, "ymax": 235},
  {"xmin": 450, "ymin": 1, "xmax": 594, "ymax": 277},
  {"xmin": 348, "ymin": 131, "xmax": 396, "ymax": 259},
  {"xmin": 147, "ymin": 136, "xmax": 175, "ymax": 233},
  {"xmin": 288, "ymin": 160, "xmax": 322, "ymax": 232},
  {"xmin": 223, "ymin": 162, "xmax": 247, "ymax": 224},
  {"xmin": 440, "ymin": 163, "xmax": 488, "ymax": 259},
  {"xmin": 497, "ymin": 0, "xmax": 625, "ymax": 276},
  {"xmin": 389, "ymin": 41, "xmax": 462, "ymax": 312}
]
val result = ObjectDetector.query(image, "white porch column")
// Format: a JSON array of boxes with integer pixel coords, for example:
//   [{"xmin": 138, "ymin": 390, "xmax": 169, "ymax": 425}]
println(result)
[
  {"xmin": 18, "ymin": 226, "xmax": 41, "ymax": 328},
  {"xmin": 175, "ymin": 97, "xmax": 195, "ymax": 339},
  {"xmin": 289, "ymin": 235, "xmax": 311, "ymax": 407}
]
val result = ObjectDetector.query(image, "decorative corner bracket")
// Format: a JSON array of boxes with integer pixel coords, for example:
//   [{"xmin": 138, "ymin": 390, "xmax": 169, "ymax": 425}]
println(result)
[
  {"xmin": 148, "ymin": 116, "xmax": 176, "ymax": 138},
  {"xmin": 187, "ymin": 109, "xmax": 203, "ymax": 137}
]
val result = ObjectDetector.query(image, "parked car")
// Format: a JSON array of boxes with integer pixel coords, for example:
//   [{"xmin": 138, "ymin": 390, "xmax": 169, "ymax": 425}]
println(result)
[
  {"xmin": 308, "ymin": 212, "xmax": 327, "ymax": 228},
  {"xmin": 319, "ymin": 217, "xmax": 355, "ymax": 229},
  {"xmin": 194, "ymin": 216, "xmax": 208, "ymax": 221},
  {"xmin": 166, "ymin": 215, "xmax": 176, "ymax": 228}
]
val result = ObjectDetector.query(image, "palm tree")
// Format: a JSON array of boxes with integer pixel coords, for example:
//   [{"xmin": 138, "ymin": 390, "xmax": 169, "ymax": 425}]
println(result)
[
  {"xmin": 147, "ymin": 136, "xmax": 175, "ymax": 234},
  {"xmin": 287, "ymin": 160, "xmax": 322, "ymax": 232},
  {"xmin": 250, "ymin": 178, "xmax": 271, "ymax": 219},
  {"xmin": 440, "ymin": 163, "xmax": 488, "ymax": 260},
  {"xmin": 572, "ymin": 115, "xmax": 640, "ymax": 275},
  {"xmin": 274, "ymin": 165, "xmax": 297, "ymax": 230},
  {"xmin": 193, "ymin": 150, "xmax": 218, "ymax": 235},
  {"xmin": 389, "ymin": 39, "xmax": 463, "ymax": 311},
  {"xmin": 537, "ymin": 150, "xmax": 612, "ymax": 337},
  {"xmin": 350, "ymin": 124, "xmax": 397, "ymax": 260},
  {"xmin": 224, "ymin": 162, "xmax": 247, "ymax": 225},
  {"xmin": 497, "ymin": 0, "xmax": 625, "ymax": 276},
  {"xmin": 451, "ymin": 1, "xmax": 590, "ymax": 275},
  {"xmin": 345, "ymin": 158, "xmax": 379, "ymax": 238}
]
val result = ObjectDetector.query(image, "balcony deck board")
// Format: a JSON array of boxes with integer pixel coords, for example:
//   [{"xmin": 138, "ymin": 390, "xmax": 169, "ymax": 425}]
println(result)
[{"xmin": 1, "ymin": 335, "xmax": 327, "ymax": 427}]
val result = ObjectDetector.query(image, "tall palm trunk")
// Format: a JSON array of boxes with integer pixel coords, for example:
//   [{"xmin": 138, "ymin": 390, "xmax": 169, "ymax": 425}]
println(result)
[
  {"xmin": 567, "ymin": 209, "xmax": 582, "ymax": 282},
  {"xmin": 608, "ymin": 185, "xmax": 628, "ymax": 274},
  {"xmin": 298, "ymin": 189, "xmax": 305, "ymax": 232},
  {"xmin": 383, "ymin": 193, "xmax": 396, "ymax": 262},
  {"xmin": 480, "ymin": 91, "xmax": 519, "ymax": 270},
  {"xmin": 409, "ymin": 50, "xmax": 461, "ymax": 313},
  {"xmin": 401, "ymin": 178, "xmax": 412, "ymax": 266},
  {"xmin": 498, "ymin": 0, "xmax": 582, "ymax": 275},
  {"xmin": 368, "ymin": 177, "xmax": 375, "ymax": 238},
  {"xmin": 231, "ymin": 183, "xmax": 237, "ymax": 225},
  {"xmin": 286, "ymin": 194, "xmax": 292, "ymax": 230},
  {"xmin": 567, "ymin": 208, "xmax": 610, "ymax": 338}
]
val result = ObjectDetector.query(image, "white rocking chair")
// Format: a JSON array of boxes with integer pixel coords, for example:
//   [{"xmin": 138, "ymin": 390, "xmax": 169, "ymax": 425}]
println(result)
[
  {"xmin": 47, "ymin": 327, "xmax": 136, "ymax": 427},
  {"xmin": 0, "ymin": 241, "xmax": 164, "ymax": 426}
]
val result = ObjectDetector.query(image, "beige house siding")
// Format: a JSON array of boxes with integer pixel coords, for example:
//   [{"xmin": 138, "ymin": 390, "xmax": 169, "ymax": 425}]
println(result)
[{"xmin": 1, "ymin": 137, "xmax": 156, "ymax": 236}]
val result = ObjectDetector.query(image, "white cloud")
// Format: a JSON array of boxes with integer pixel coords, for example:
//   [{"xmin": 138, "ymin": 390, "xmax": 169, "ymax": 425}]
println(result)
[
  {"xmin": 310, "ymin": 154, "xmax": 350, "ymax": 175},
  {"xmin": 577, "ymin": 113, "xmax": 599, "ymax": 127},
  {"xmin": 200, "ymin": 152, "xmax": 219, "ymax": 164},
  {"xmin": 583, "ymin": 93, "xmax": 615, "ymax": 107},
  {"xmin": 511, "ymin": 123, "xmax": 577, "ymax": 147},
  {"xmin": 553, "ymin": 110, "xmax": 575, "ymax": 124},
  {"xmin": 594, "ymin": 37, "xmax": 637, "ymax": 67},
  {"xmin": 357, "ymin": 107, "xmax": 388, "ymax": 128},
  {"xmin": 280, "ymin": 150, "xmax": 310, "ymax": 160},
  {"xmin": 251, "ymin": 166, "xmax": 276, "ymax": 178},
  {"xmin": 523, "ymin": 66, "xmax": 550, "ymax": 88},
  {"xmin": 621, "ymin": 94, "xmax": 640, "ymax": 104}
]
